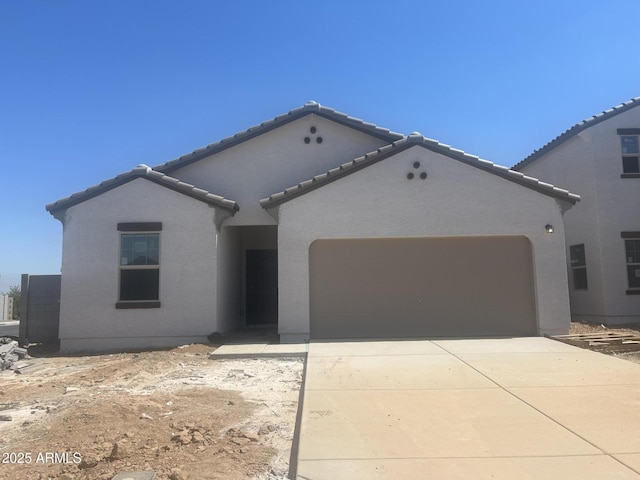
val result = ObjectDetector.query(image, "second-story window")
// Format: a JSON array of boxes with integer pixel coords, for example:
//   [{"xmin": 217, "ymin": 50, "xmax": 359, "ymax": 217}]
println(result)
[{"xmin": 621, "ymin": 135, "xmax": 640, "ymax": 174}]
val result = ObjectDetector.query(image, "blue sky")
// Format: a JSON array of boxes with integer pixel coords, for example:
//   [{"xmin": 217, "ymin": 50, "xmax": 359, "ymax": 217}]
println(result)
[{"xmin": 1, "ymin": 0, "xmax": 639, "ymax": 291}]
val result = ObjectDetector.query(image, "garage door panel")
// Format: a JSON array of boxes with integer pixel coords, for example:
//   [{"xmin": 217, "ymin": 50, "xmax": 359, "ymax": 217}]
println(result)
[
  {"xmin": 312, "ymin": 286, "xmax": 428, "ymax": 312},
  {"xmin": 309, "ymin": 237, "xmax": 536, "ymax": 338},
  {"xmin": 314, "ymin": 312, "xmax": 533, "ymax": 338}
]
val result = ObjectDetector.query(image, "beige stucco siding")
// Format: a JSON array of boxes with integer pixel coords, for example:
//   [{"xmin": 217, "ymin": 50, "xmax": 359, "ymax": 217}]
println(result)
[
  {"xmin": 275, "ymin": 145, "xmax": 571, "ymax": 341},
  {"xmin": 58, "ymin": 179, "xmax": 219, "ymax": 351}
]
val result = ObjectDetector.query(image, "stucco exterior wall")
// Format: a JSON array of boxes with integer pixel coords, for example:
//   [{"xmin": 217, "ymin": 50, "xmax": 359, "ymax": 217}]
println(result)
[
  {"xmin": 519, "ymin": 132, "xmax": 606, "ymax": 319},
  {"xmin": 171, "ymin": 115, "xmax": 389, "ymax": 225},
  {"xmin": 274, "ymin": 146, "xmax": 571, "ymax": 341},
  {"xmin": 520, "ymin": 106, "xmax": 640, "ymax": 323},
  {"xmin": 589, "ymin": 108, "xmax": 640, "ymax": 321},
  {"xmin": 58, "ymin": 179, "xmax": 220, "ymax": 351}
]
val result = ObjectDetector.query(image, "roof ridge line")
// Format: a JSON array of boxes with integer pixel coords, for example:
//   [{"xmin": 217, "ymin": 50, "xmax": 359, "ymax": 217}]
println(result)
[
  {"xmin": 514, "ymin": 96, "xmax": 640, "ymax": 170},
  {"xmin": 153, "ymin": 103, "xmax": 404, "ymax": 174},
  {"xmin": 260, "ymin": 135, "xmax": 580, "ymax": 208}
]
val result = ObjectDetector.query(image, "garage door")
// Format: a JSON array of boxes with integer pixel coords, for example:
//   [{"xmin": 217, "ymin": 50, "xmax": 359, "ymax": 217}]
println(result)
[{"xmin": 309, "ymin": 236, "xmax": 536, "ymax": 338}]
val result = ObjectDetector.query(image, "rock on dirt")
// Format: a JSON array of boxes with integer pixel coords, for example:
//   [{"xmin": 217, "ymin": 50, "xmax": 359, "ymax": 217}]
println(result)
[
  {"xmin": 0, "ymin": 344, "xmax": 304, "ymax": 480},
  {"xmin": 0, "ymin": 339, "xmax": 28, "ymax": 371}
]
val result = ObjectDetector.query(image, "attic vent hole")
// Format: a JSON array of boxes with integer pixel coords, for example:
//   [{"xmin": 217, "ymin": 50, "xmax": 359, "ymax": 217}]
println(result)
[
  {"xmin": 316, "ymin": 137, "xmax": 323, "ymax": 144},
  {"xmin": 304, "ymin": 137, "xmax": 311, "ymax": 144},
  {"xmin": 407, "ymin": 172, "xmax": 414, "ymax": 180},
  {"xmin": 310, "ymin": 126, "xmax": 317, "ymax": 134},
  {"xmin": 413, "ymin": 161, "xmax": 420, "ymax": 169},
  {"xmin": 420, "ymin": 172, "xmax": 427, "ymax": 180}
]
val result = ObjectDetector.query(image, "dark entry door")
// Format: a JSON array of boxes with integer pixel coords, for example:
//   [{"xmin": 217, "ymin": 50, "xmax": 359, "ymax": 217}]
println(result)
[{"xmin": 246, "ymin": 249, "xmax": 278, "ymax": 325}]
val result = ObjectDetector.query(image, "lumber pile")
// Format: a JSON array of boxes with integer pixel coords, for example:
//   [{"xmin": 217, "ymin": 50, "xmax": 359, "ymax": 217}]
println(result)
[{"xmin": 551, "ymin": 332, "xmax": 640, "ymax": 353}]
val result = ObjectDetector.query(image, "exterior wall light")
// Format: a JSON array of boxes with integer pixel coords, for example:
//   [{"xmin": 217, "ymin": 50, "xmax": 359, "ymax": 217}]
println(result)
[{"xmin": 545, "ymin": 224, "xmax": 554, "ymax": 233}]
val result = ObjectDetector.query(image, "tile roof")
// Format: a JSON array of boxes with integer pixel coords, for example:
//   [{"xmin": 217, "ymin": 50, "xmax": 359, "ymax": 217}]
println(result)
[
  {"xmin": 514, "ymin": 97, "xmax": 640, "ymax": 170},
  {"xmin": 46, "ymin": 164, "xmax": 239, "ymax": 215},
  {"xmin": 154, "ymin": 101, "xmax": 404, "ymax": 174},
  {"xmin": 260, "ymin": 133, "xmax": 581, "ymax": 208}
]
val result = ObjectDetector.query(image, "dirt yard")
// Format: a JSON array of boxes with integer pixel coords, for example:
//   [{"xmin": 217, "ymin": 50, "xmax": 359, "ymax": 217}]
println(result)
[
  {"xmin": 2, "ymin": 322, "xmax": 639, "ymax": 479},
  {"xmin": 0, "ymin": 344, "xmax": 303, "ymax": 480}
]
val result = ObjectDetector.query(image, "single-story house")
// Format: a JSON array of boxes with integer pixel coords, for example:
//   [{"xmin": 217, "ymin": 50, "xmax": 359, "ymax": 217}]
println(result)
[{"xmin": 47, "ymin": 102, "xmax": 579, "ymax": 351}]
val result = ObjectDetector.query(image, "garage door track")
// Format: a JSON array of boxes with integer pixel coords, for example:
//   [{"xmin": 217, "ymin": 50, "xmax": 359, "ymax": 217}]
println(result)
[{"xmin": 296, "ymin": 337, "xmax": 640, "ymax": 479}]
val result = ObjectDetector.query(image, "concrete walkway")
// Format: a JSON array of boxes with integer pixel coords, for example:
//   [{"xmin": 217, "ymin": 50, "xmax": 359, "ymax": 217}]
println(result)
[{"xmin": 296, "ymin": 337, "xmax": 640, "ymax": 479}]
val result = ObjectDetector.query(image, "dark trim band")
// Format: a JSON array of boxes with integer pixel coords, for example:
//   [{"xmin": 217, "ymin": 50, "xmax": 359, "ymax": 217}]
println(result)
[
  {"xmin": 617, "ymin": 128, "xmax": 640, "ymax": 135},
  {"xmin": 621, "ymin": 232, "xmax": 640, "ymax": 238},
  {"xmin": 118, "ymin": 222, "xmax": 163, "ymax": 232},
  {"xmin": 626, "ymin": 290, "xmax": 640, "ymax": 296},
  {"xmin": 116, "ymin": 301, "xmax": 161, "ymax": 309},
  {"xmin": 622, "ymin": 173, "xmax": 640, "ymax": 179}
]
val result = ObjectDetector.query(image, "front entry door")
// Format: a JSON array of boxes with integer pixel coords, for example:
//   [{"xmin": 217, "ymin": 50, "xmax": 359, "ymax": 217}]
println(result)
[{"xmin": 246, "ymin": 249, "xmax": 278, "ymax": 325}]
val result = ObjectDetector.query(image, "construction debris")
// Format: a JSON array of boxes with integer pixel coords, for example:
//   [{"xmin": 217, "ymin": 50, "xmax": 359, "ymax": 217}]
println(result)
[
  {"xmin": 551, "ymin": 332, "xmax": 640, "ymax": 353},
  {"xmin": 0, "ymin": 338, "xmax": 28, "ymax": 371},
  {"xmin": 0, "ymin": 347, "xmax": 302, "ymax": 479}
]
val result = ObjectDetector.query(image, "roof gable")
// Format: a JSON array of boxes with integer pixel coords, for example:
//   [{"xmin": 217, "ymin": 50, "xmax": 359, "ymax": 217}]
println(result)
[
  {"xmin": 154, "ymin": 101, "xmax": 404, "ymax": 174},
  {"xmin": 260, "ymin": 134, "xmax": 580, "ymax": 208},
  {"xmin": 514, "ymin": 97, "xmax": 640, "ymax": 170},
  {"xmin": 46, "ymin": 165, "xmax": 238, "ymax": 216}
]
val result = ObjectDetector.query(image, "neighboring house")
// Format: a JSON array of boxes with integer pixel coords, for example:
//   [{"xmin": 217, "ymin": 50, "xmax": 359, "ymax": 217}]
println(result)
[
  {"xmin": 47, "ymin": 102, "xmax": 579, "ymax": 352},
  {"xmin": 515, "ymin": 97, "xmax": 640, "ymax": 325},
  {"xmin": 0, "ymin": 294, "xmax": 13, "ymax": 322}
]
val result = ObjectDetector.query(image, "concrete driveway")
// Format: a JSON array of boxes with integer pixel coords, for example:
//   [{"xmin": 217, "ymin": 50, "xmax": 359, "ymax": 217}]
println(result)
[{"xmin": 296, "ymin": 337, "xmax": 640, "ymax": 479}]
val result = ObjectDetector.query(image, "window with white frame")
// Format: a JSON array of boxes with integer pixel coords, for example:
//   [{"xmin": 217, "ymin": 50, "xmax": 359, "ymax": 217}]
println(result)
[{"xmin": 117, "ymin": 223, "xmax": 161, "ymax": 307}]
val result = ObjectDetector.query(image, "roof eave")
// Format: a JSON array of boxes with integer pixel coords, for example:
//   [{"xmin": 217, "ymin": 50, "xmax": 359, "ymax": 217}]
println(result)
[
  {"xmin": 514, "ymin": 97, "xmax": 640, "ymax": 170},
  {"xmin": 46, "ymin": 175, "xmax": 136, "ymax": 215},
  {"xmin": 261, "ymin": 138, "xmax": 580, "ymax": 209},
  {"xmin": 46, "ymin": 169, "xmax": 239, "ymax": 217}
]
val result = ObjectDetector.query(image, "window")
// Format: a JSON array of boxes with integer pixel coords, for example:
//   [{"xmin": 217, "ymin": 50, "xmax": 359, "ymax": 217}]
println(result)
[
  {"xmin": 117, "ymin": 223, "xmax": 161, "ymax": 308},
  {"xmin": 623, "ymin": 234, "xmax": 640, "ymax": 294},
  {"xmin": 619, "ymin": 131, "xmax": 640, "ymax": 176},
  {"xmin": 569, "ymin": 244, "xmax": 588, "ymax": 290}
]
